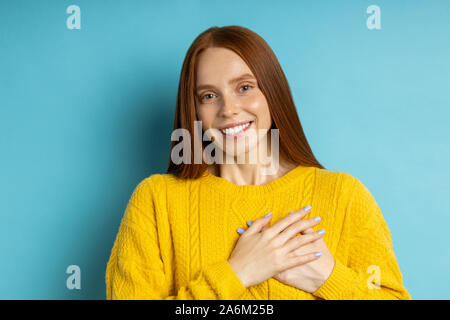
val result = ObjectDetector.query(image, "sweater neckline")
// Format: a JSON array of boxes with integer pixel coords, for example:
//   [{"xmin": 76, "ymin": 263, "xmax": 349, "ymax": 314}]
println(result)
[{"xmin": 199, "ymin": 165, "xmax": 315, "ymax": 196}]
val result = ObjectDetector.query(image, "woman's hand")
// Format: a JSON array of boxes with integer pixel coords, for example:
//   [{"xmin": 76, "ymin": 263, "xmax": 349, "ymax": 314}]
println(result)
[
  {"xmin": 228, "ymin": 207, "xmax": 323, "ymax": 288},
  {"xmin": 237, "ymin": 208, "xmax": 335, "ymax": 293},
  {"xmin": 274, "ymin": 226, "xmax": 335, "ymax": 293}
]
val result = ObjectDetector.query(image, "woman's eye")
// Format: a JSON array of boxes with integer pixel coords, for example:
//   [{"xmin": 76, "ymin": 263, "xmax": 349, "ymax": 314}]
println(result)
[
  {"xmin": 199, "ymin": 85, "xmax": 252, "ymax": 102},
  {"xmin": 239, "ymin": 84, "xmax": 253, "ymax": 92},
  {"xmin": 201, "ymin": 93, "xmax": 216, "ymax": 101}
]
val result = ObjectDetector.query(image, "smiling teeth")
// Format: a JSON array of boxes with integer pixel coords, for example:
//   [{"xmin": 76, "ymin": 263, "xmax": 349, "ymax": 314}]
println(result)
[{"xmin": 220, "ymin": 122, "xmax": 251, "ymax": 135}]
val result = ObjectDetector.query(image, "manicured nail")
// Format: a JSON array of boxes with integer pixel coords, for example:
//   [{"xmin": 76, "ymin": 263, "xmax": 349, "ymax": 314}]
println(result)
[
  {"xmin": 303, "ymin": 205, "xmax": 312, "ymax": 213},
  {"xmin": 247, "ymin": 221, "xmax": 253, "ymax": 226},
  {"xmin": 265, "ymin": 212, "xmax": 272, "ymax": 217},
  {"xmin": 289, "ymin": 211, "xmax": 294, "ymax": 215},
  {"xmin": 314, "ymin": 216, "xmax": 321, "ymax": 222},
  {"xmin": 318, "ymin": 229, "xmax": 325, "ymax": 235},
  {"xmin": 314, "ymin": 252, "xmax": 322, "ymax": 257},
  {"xmin": 237, "ymin": 228, "xmax": 245, "ymax": 234}
]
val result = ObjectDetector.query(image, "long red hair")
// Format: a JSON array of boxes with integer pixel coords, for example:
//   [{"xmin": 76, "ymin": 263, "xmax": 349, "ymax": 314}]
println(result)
[{"xmin": 167, "ymin": 25, "xmax": 325, "ymax": 179}]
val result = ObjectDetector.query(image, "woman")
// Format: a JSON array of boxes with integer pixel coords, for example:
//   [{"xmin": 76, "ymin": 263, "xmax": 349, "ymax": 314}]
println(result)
[{"xmin": 105, "ymin": 25, "xmax": 412, "ymax": 300}]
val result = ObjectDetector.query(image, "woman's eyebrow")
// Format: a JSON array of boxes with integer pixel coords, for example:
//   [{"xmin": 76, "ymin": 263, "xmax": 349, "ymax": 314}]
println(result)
[{"xmin": 195, "ymin": 73, "xmax": 256, "ymax": 92}]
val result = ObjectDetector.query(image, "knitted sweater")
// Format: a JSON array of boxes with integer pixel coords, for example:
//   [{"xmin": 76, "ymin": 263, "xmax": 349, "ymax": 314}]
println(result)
[{"xmin": 105, "ymin": 165, "xmax": 412, "ymax": 300}]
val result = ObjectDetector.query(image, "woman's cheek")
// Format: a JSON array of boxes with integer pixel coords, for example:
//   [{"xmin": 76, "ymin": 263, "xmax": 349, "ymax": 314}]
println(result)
[
  {"xmin": 244, "ymin": 91, "xmax": 267, "ymax": 110},
  {"xmin": 246, "ymin": 98, "xmax": 271, "ymax": 129},
  {"xmin": 197, "ymin": 107, "xmax": 215, "ymax": 130}
]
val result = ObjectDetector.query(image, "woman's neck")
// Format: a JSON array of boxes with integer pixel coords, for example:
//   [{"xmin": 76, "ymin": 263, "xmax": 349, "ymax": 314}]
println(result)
[{"xmin": 207, "ymin": 158, "xmax": 298, "ymax": 186}]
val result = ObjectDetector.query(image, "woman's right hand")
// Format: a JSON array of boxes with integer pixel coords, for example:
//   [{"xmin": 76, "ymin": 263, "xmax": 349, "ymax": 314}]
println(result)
[{"xmin": 227, "ymin": 207, "xmax": 324, "ymax": 288}]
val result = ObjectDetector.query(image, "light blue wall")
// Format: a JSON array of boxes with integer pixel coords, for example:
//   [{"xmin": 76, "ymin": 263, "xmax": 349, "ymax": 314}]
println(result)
[{"xmin": 1, "ymin": 0, "xmax": 448, "ymax": 299}]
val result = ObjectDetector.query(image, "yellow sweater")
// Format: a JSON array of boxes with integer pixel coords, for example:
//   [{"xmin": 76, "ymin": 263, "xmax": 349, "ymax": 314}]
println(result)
[{"xmin": 105, "ymin": 165, "xmax": 412, "ymax": 300}]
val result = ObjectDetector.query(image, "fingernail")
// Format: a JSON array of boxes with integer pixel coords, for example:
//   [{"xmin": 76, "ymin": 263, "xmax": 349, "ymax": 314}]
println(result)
[
  {"xmin": 314, "ymin": 252, "xmax": 322, "ymax": 257},
  {"xmin": 237, "ymin": 228, "xmax": 245, "ymax": 234},
  {"xmin": 303, "ymin": 205, "xmax": 312, "ymax": 213},
  {"xmin": 318, "ymin": 229, "xmax": 325, "ymax": 235},
  {"xmin": 264, "ymin": 212, "xmax": 272, "ymax": 217},
  {"xmin": 289, "ymin": 211, "xmax": 294, "ymax": 215},
  {"xmin": 247, "ymin": 221, "xmax": 253, "ymax": 226},
  {"xmin": 314, "ymin": 216, "xmax": 321, "ymax": 222}
]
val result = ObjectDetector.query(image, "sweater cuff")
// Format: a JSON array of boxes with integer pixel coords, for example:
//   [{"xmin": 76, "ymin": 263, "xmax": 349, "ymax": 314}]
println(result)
[
  {"xmin": 312, "ymin": 258, "xmax": 358, "ymax": 300},
  {"xmin": 204, "ymin": 260, "xmax": 247, "ymax": 300}
]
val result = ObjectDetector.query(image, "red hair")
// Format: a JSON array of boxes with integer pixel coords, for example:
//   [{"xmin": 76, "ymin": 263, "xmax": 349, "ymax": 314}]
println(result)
[{"xmin": 167, "ymin": 25, "xmax": 325, "ymax": 179}]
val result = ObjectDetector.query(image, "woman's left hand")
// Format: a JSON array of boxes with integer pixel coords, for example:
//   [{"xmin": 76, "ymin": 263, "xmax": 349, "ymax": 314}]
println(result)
[{"xmin": 239, "ymin": 224, "xmax": 335, "ymax": 293}]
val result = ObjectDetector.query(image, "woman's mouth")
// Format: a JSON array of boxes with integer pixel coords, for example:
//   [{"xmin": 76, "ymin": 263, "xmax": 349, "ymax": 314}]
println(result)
[{"xmin": 219, "ymin": 121, "xmax": 253, "ymax": 139}]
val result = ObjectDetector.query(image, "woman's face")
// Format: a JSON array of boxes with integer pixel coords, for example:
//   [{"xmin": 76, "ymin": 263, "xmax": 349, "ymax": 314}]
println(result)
[{"xmin": 195, "ymin": 47, "xmax": 272, "ymax": 159}]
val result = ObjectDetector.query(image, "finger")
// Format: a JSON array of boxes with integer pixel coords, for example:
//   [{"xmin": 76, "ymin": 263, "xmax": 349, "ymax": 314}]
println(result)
[
  {"xmin": 242, "ymin": 212, "xmax": 273, "ymax": 236},
  {"xmin": 283, "ymin": 229, "xmax": 325, "ymax": 252},
  {"xmin": 263, "ymin": 206, "xmax": 311, "ymax": 238},
  {"xmin": 302, "ymin": 227, "xmax": 315, "ymax": 234},
  {"xmin": 276, "ymin": 216, "xmax": 321, "ymax": 245},
  {"xmin": 290, "ymin": 240, "xmax": 317, "ymax": 257},
  {"xmin": 287, "ymin": 224, "xmax": 315, "ymax": 238},
  {"xmin": 244, "ymin": 221, "xmax": 268, "ymax": 233},
  {"xmin": 236, "ymin": 219, "xmax": 263, "ymax": 235},
  {"xmin": 283, "ymin": 250, "xmax": 322, "ymax": 271},
  {"xmin": 241, "ymin": 217, "xmax": 317, "ymax": 236}
]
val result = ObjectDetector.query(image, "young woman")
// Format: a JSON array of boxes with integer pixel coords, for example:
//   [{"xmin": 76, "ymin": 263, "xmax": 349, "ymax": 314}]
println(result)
[{"xmin": 105, "ymin": 25, "xmax": 412, "ymax": 300}]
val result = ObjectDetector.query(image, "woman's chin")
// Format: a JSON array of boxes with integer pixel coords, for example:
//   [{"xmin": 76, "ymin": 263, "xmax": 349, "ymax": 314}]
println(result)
[{"xmin": 217, "ymin": 145, "xmax": 258, "ymax": 161}]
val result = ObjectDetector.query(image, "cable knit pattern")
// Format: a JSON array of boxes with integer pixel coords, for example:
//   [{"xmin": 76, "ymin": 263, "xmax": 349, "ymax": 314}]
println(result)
[
  {"xmin": 105, "ymin": 166, "xmax": 412, "ymax": 300},
  {"xmin": 188, "ymin": 181, "xmax": 201, "ymax": 281}
]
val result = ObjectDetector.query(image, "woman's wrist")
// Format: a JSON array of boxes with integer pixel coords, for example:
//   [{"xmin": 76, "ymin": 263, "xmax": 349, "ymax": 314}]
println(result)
[{"xmin": 227, "ymin": 258, "xmax": 249, "ymax": 288}]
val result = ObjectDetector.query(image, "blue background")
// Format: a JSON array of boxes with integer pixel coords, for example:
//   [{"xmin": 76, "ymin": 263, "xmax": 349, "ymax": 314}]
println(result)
[{"xmin": 1, "ymin": 0, "xmax": 449, "ymax": 299}]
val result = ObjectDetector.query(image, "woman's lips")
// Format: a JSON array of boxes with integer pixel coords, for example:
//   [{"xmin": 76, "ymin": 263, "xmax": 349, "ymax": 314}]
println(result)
[{"xmin": 220, "ymin": 121, "xmax": 253, "ymax": 139}]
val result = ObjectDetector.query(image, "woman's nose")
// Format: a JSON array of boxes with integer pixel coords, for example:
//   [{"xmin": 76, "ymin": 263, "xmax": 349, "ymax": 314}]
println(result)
[{"xmin": 219, "ymin": 95, "xmax": 241, "ymax": 117}]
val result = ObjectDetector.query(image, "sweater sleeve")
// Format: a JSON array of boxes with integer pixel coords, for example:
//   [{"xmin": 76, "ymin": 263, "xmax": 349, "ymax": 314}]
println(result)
[
  {"xmin": 312, "ymin": 176, "xmax": 412, "ymax": 300},
  {"xmin": 105, "ymin": 176, "xmax": 252, "ymax": 300}
]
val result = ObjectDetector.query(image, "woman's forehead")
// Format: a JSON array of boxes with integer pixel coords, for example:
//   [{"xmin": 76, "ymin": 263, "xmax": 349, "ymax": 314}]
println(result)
[{"xmin": 196, "ymin": 48, "xmax": 254, "ymax": 86}]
